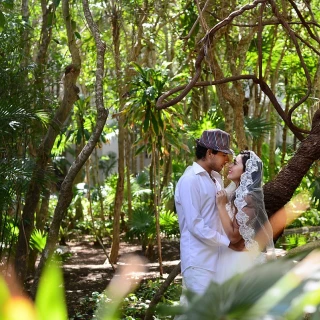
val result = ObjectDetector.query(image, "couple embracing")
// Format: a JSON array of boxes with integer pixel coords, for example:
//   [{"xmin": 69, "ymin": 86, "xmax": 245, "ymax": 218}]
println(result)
[{"xmin": 175, "ymin": 129, "xmax": 275, "ymax": 298}]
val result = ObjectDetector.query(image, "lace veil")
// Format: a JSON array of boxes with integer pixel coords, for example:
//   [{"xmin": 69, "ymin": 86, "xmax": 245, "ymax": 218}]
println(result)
[{"xmin": 234, "ymin": 151, "xmax": 275, "ymax": 260}]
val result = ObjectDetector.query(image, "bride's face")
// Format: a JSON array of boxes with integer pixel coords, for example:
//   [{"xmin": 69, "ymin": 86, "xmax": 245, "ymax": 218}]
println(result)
[{"xmin": 227, "ymin": 154, "xmax": 244, "ymax": 185}]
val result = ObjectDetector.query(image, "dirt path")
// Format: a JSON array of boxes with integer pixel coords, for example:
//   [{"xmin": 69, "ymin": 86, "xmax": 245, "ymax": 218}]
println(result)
[{"xmin": 62, "ymin": 237, "xmax": 181, "ymax": 319}]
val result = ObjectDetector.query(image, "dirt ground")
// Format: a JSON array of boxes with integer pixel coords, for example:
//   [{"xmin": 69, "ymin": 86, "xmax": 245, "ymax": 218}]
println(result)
[{"xmin": 62, "ymin": 237, "xmax": 181, "ymax": 319}]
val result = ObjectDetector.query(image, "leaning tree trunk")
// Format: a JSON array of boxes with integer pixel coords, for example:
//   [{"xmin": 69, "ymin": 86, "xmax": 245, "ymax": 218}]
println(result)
[
  {"xmin": 30, "ymin": 0, "xmax": 108, "ymax": 296},
  {"xmin": 264, "ymin": 109, "xmax": 320, "ymax": 239}
]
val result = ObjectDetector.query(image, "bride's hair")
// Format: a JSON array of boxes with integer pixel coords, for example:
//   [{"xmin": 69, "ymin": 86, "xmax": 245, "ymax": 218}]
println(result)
[
  {"xmin": 240, "ymin": 150, "xmax": 250, "ymax": 172},
  {"xmin": 230, "ymin": 150, "xmax": 250, "ymax": 213}
]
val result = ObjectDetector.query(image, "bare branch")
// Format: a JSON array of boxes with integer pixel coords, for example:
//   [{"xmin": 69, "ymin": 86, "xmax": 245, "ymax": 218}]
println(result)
[
  {"xmin": 268, "ymin": 0, "xmax": 312, "ymax": 129},
  {"xmin": 156, "ymin": 0, "xmax": 267, "ymax": 110},
  {"xmin": 156, "ymin": 0, "xmax": 315, "ymax": 140}
]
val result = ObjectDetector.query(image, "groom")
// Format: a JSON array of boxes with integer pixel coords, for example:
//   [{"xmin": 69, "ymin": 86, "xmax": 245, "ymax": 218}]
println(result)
[{"xmin": 175, "ymin": 129, "xmax": 244, "ymax": 297}]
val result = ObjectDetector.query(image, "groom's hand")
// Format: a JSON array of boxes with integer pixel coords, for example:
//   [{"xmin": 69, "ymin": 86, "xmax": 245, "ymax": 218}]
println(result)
[{"xmin": 228, "ymin": 238, "xmax": 245, "ymax": 251}]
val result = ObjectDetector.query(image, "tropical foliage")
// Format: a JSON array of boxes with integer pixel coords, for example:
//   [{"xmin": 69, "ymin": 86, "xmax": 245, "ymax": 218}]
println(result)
[{"xmin": 0, "ymin": 0, "xmax": 320, "ymax": 318}]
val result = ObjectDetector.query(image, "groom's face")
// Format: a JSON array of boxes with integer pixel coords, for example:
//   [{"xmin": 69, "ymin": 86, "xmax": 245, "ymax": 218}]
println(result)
[{"xmin": 209, "ymin": 151, "xmax": 229, "ymax": 172}]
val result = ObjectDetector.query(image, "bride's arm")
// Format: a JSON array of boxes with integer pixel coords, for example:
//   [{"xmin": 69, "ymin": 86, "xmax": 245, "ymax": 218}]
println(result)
[{"xmin": 216, "ymin": 190, "xmax": 242, "ymax": 244}]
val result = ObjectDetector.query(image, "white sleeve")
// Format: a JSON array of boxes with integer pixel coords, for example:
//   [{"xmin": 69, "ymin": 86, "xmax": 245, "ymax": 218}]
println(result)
[{"xmin": 177, "ymin": 175, "xmax": 230, "ymax": 247}]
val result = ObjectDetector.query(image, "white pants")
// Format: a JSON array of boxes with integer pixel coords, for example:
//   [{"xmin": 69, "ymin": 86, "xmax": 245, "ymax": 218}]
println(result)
[
  {"xmin": 183, "ymin": 266, "xmax": 216, "ymax": 294},
  {"xmin": 175, "ymin": 267, "xmax": 216, "ymax": 320}
]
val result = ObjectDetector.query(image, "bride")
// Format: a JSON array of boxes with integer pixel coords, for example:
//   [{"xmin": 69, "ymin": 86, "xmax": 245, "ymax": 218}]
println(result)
[{"xmin": 215, "ymin": 150, "xmax": 275, "ymax": 283}]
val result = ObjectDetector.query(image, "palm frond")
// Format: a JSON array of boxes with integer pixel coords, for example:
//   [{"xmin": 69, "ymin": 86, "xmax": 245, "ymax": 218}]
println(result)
[{"xmin": 244, "ymin": 116, "xmax": 274, "ymax": 140}]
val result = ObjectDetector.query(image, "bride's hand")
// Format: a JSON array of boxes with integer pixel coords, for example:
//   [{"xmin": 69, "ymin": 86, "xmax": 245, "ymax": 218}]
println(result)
[{"xmin": 216, "ymin": 190, "xmax": 228, "ymax": 207}]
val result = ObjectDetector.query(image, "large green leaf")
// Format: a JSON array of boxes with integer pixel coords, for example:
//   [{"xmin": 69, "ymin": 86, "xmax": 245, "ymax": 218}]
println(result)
[
  {"xmin": 244, "ymin": 116, "xmax": 274, "ymax": 140},
  {"xmin": 163, "ymin": 250, "xmax": 320, "ymax": 320},
  {"xmin": 35, "ymin": 260, "xmax": 68, "ymax": 320}
]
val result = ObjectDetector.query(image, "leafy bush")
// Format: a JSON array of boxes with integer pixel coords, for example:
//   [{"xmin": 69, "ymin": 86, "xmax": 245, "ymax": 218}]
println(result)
[
  {"xmin": 159, "ymin": 251, "xmax": 320, "ymax": 320},
  {"xmin": 30, "ymin": 229, "xmax": 47, "ymax": 252},
  {"xmin": 125, "ymin": 206, "xmax": 156, "ymax": 250},
  {"xmin": 159, "ymin": 210, "xmax": 179, "ymax": 238},
  {"xmin": 95, "ymin": 278, "xmax": 181, "ymax": 319},
  {"xmin": 288, "ymin": 208, "xmax": 320, "ymax": 228}
]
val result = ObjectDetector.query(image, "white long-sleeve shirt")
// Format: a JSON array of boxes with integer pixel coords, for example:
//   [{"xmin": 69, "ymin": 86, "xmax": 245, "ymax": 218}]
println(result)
[{"xmin": 175, "ymin": 162, "xmax": 230, "ymax": 274}]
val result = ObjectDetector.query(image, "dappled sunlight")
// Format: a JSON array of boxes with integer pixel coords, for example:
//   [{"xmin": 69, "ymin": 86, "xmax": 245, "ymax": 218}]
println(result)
[
  {"xmin": 105, "ymin": 254, "xmax": 147, "ymax": 300},
  {"xmin": 270, "ymin": 193, "xmax": 311, "ymax": 240}
]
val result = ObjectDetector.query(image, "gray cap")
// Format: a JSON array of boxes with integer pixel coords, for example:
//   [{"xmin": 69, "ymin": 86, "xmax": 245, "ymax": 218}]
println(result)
[{"xmin": 196, "ymin": 129, "xmax": 233, "ymax": 154}]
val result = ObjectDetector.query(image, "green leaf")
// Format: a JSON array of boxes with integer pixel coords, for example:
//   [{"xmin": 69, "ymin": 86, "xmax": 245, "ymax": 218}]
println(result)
[
  {"xmin": 84, "ymin": 129, "xmax": 91, "ymax": 140},
  {"xmin": 2, "ymin": 0, "xmax": 13, "ymax": 10},
  {"xmin": 151, "ymin": 112, "xmax": 159, "ymax": 135},
  {"xmin": 157, "ymin": 110, "xmax": 164, "ymax": 131},
  {"xmin": 76, "ymin": 130, "xmax": 82, "ymax": 144},
  {"xmin": 244, "ymin": 116, "xmax": 274, "ymax": 140},
  {"xmin": 53, "ymin": 0, "xmax": 61, "ymax": 7},
  {"xmin": 0, "ymin": 11, "xmax": 5, "ymax": 32},
  {"xmin": 0, "ymin": 276, "xmax": 10, "ymax": 317},
  {"xmin": 30, "ymin": 229, "xmax": 47, "ymax": 252},
  {"xmin": 74, "ymin": 31, "xmax": 81, "ymax": 39},
  {"xmin": 131, "ymin": 62, "xmax": 145, "ymax": 77},
  {"xmin": 35, "ymin": 259, "xmax": 68, "ymax": 320},
  {"xmin": 143, "ymin": 107, "xmax": 151, "ymax": 133},
  {"xmin": 135, "ymin": 145, "xmax": 146, "ymax": 156},
  {"xmin": 166, "ymin": 133, "xmax": 188, "ymax": 152}
]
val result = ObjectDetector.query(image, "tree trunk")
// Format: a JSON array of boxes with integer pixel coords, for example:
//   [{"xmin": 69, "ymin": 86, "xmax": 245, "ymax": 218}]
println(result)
[
  {"xmin": 125, "ymin": 129, "xmax": 132, "ymax": 221},
  {"xmin": 109, "ymin": 1, "xmax": 125, "ymax": 264},
  {"xmin": 264, "ymin": 110, "xmax": 320, "ymax": 221},
  {"xmin": 94, "ymin": 148, "xmax": 106, "ymax": 227},
  {"xmin": 153, "ymin": 145, "xmax": 163, "ymax": 275},
  {"xmin": 268, "ymin": 108, "xmax": 276, "ymax": 179},
  {"xmin": 14, "ymin": 64, "xmax": 80, "ymax": 284},
  {"xmin": 110, "ymin": 116, "xmax": 125, "ymax": 263},
  {"xmin": 30, "ymin": 0, "xmax": 108, "ymax": 296},
  {"xmin": 13, "ymin": 0, "xmax": 57, "ymax": 284}
]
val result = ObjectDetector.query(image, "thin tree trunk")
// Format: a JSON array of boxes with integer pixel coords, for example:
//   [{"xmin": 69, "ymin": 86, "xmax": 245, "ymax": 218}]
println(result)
[
  {"xmin": 153, "ymin": 145, "xmax": 163, "ymax": 275},
  {"xmin": 125, "ymin": 129, "xmax": 132, "ymax": 221},
  {"xmin": 109, "ymin": 1, "xmax": 125, "ymax": 264},
  {"xmin": 70, "ymin": 144, "xmax": 85, "ymax": 229},
  {"xmin": 268, "ymin": 108, "xmax": 276, "ymax": 179},
  {"xmin": 94, "ymin": 148, "xmax": 106, "ymax": 226},
  {"xmin": 144, "ymin": 262, "xmax": 181, "ymax": 320},
  {"xmin": 109, "ymin": 0, "xmax": 148, "ymax": 262},
  {"xmin": 160, "ymin": 144, "xmax": 171, "ymax": 195}
]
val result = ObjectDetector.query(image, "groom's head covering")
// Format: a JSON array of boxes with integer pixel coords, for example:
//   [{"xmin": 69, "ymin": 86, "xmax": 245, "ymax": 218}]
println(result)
[{"xmin": 196, "ymin": 129, "xmax": 233, "ymax": 154}]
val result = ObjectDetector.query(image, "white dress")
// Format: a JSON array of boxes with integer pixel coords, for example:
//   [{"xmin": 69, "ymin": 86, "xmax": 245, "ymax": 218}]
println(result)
[{"xmin": 215, "ymin": 203, "xmax": 261, "ymax": 284}]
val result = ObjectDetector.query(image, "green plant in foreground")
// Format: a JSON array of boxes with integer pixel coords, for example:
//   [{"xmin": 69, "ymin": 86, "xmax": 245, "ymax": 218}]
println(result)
[
  {"xmin": 94, "ymin": 278, "xmax": 181, "ymax": 319},
  {"xmin": 159, "ymin": 251, "xmax": 320, "ymax": 320},
  {"xmin": 1, "ymin": 250, "xmax": 320, "ymax": 320},
  {"xmin": 0, "ymin": 258, "xmax": 67, "ymax": 320}
]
